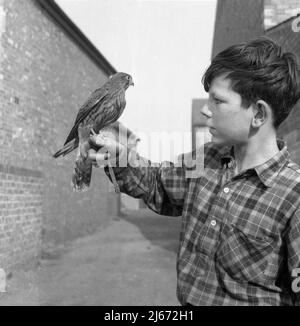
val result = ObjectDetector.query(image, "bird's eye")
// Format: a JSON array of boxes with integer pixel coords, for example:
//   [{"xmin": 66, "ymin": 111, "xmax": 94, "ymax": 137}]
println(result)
[{"xmin": 126, "ymin": 76, "xmax": 130, "ymax": 80}]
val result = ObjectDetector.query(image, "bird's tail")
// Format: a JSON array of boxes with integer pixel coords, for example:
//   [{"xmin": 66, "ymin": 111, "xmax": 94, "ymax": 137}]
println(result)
[
  {"xmin": 71, "ymin": 155, "xmax": 93, "ymax": 192},
  {"xmin": 53, "ymin": 139, "xmax": 78, "ymax": 158}
]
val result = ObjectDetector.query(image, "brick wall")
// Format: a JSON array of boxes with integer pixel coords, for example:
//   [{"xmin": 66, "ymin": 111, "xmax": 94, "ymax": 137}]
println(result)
[
  {"xmin": 264, "ymin": 0, "xmax": 300, "ymax": 29},
  {"xmin": 0, "ymin": 165, "xmax": 43, "ymax": 270},
  {"xmin": 212, "ymin": 0, "xmax": 265, "ymax": 58},
  {"xmin": 0, "ymin": 0, "xmax": 117, "ymax": 271}
]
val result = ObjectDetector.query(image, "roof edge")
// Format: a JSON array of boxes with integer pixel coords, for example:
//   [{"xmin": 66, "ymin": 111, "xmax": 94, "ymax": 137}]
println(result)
[
  {"xmin": 35, "ymin": 0, "xmax": 117, "ymax": 76},
  {"xmin": 265, "ymin": 12, "xmax": 300, "ymax": 33}
]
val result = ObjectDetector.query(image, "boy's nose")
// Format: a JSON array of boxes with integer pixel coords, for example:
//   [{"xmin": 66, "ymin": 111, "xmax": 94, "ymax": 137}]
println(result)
[{"xmin": 201, "ymin": 103, "xmax": 212, "ymax": 118}]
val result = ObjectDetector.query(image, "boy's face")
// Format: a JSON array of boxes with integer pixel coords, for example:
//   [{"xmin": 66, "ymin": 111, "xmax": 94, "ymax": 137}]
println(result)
[{"xmin": 203, "ymin": 74, "xmax": 254, "ymax": 146}]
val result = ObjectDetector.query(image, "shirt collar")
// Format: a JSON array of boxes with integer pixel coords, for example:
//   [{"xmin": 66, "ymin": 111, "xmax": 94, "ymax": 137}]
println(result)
[{"xmin": 219, "ymin": 139, "xmax": 290, "ymax": 187}]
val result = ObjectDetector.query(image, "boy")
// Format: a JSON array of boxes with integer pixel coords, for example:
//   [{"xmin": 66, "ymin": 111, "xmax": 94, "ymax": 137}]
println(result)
[{"xmin": 88, "ymin": 37, "xmax": 300, "ymax": 305}]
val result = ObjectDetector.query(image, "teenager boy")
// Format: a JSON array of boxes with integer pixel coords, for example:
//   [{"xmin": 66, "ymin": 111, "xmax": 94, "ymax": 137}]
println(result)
[{"xmin": 88, "ymin": 37, "xmax": 300, "ymax": 306}]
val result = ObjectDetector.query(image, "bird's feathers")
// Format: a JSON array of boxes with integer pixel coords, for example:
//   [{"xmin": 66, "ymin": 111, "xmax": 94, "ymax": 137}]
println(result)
[
  {"xmin": 53, "ymin": 138, "xmax": 78, "ymax": 158},
  {"xmin": 53, "ymin": 72, "xmax": 133, "ymax": 192},
  {"xmin": 64, "ymin": 88, "xmax": 108, "ymax": 145},
  {"xmin": 71, "ymin": 150, "xmax": 92, "ymax": 192}
]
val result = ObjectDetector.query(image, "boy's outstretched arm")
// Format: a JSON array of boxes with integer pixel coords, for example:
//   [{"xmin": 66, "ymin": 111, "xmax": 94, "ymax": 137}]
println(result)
[{"xmin": 88, "ymin": 133, "xmax": 190, "ymax": 217}]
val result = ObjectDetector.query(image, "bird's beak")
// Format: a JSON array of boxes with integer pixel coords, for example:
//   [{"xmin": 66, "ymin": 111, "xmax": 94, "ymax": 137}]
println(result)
[{"xmin": 130, "ymin": 79, "xmax": 134, "ymax": 87}]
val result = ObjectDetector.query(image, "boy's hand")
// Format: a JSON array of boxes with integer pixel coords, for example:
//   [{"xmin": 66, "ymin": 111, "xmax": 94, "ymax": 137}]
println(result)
[
  {"xmin": 87, "ymin": 148, "xmax": 110, "ymax": 167},
  {"xmin": 88, "ymin": 130, "xmax": 125, "ymax": 167}
]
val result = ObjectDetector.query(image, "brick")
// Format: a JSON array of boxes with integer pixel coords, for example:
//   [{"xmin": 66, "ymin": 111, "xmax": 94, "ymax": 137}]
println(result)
[{"xmin": 264, "ymin": 0, "xmax": 300, "ymax": 28}]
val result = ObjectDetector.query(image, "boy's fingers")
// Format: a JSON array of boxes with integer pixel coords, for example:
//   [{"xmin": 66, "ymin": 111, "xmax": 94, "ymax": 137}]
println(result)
[
  {"xmin": 89, "ymin": 134, "xmax": 119, "ymax": 152},
  {"xmin": 87, "ymin": 149, "xmax": 97, "ymax": 161},
  {"xmin": 96, "ymin": 152, "xmax": 110, "ymax": 161},
  {"xmin": 89, "ymin": 135, "xmax": 103, "ymax": 147},
  {"xmin": 95, "ymin": 152, "xmax": 111, "ymax": 168},
  {"xmin": 87, "ymin": 149, "xmax": 104, "ymax": 162},
  {"xmin": 88, "ymin": 149, "xmax": 111, "ymax": 167}
]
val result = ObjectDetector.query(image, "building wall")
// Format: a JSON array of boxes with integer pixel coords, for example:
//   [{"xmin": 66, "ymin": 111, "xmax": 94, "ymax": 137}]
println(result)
[
  {"xmin": 212, "ymin": 0, "xmax": 265, "ymax": 58},
  {"xmin": 266, "ymin": 19, "xmax": 300, "ymax": 164},
  {"xmin": 264, "ymin": 0, "xmax": 300, "ymax": 29},
  {"xmin": 263, "ymin": 2, "xmax": 300, "ymax": 164},
  {"xmin": 0, "ymin": 0, "xmax": 116, "ymax": 271}
]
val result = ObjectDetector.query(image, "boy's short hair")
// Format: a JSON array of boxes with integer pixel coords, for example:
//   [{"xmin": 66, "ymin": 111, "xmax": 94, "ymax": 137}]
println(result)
[{"xmin": 202, "ymin": 37, "xmax": 300, "ymax": 128}]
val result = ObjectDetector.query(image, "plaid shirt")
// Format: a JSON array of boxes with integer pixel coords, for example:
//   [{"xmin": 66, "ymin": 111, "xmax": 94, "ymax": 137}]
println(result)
[{"xmin": 105, "ymin": 139, "xmax": 300, "ymax": 306}]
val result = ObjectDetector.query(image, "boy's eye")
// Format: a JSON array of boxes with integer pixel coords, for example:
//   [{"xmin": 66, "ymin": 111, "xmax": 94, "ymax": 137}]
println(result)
[{"xmin": 214, "ymin": 98, "xmax": 222, "ymax": 104}]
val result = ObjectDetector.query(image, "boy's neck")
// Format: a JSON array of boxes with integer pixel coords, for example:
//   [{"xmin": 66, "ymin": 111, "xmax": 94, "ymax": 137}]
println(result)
[{"xmin": 233, "ymin": 133, "xmax": 280, "ymax": 175}]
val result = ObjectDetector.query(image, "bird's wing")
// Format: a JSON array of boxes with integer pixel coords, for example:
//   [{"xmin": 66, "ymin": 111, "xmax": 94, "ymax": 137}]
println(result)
[
  {"xmin": 64, "ymin": 87, "xmax": 109, "ymax": 145},
  {"xmin": 93, "ymin": 101, "xmax": 126, "ymax": 134}
]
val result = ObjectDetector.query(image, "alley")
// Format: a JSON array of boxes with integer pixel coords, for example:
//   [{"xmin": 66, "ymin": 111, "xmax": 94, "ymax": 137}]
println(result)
[{"xmin": 0, "ymin": 209, "xmax": 181, "ymax": 306}]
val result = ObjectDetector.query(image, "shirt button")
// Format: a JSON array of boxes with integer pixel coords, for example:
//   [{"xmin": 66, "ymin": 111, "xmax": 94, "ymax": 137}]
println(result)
[
  {"xmin": 224, "ymin": 187, "xmax": 230, "ymax": 193},
  {"xmin": 210, "ymin": 220, "xmax": 217, "ymax": 227}
]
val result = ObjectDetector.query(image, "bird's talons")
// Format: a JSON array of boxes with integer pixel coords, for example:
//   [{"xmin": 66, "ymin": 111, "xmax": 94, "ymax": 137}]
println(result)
[
  {"xmin": 90, "ymin": 133, "xmax": 106, "ymax": 147},
  {"xmin": 89, "ymin": 129, "xmax": 100, "ymax": 146},
  {"xmin": 78, "ymin": 123, "xmax": 92, "ymax": 142}
]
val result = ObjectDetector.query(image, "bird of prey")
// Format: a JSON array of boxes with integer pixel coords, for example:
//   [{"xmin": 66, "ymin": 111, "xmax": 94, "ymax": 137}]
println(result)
[{"xmin": 53, "ymin": 72, "xmax": 134, "ymax": 192}]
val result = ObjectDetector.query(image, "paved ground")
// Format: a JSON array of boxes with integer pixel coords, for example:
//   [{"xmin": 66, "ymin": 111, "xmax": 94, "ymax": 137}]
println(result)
[{"xmin": 0, "ymin": 209, "xmax": 182, "ymax": 306}]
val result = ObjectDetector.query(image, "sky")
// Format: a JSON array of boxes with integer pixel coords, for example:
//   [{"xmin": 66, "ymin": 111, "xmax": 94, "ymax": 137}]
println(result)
[{"xmin": 56, "ymin": 0, "xmax": 217, "ymax": 161}]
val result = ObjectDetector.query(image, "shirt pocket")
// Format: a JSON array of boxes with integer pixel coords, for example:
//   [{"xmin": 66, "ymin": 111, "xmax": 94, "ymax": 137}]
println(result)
[{"xmin": 216, "ymin": 224, "xmax": 275, "ymax": 285}]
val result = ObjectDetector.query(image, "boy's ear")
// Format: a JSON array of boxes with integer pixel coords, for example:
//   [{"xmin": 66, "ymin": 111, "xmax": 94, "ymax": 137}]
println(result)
[{"xmin": 252, "ymin": 100, "xmax": 268, "ymax": 127}]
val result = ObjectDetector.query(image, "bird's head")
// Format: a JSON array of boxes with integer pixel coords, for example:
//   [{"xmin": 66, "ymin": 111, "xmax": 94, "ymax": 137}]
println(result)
[{"xmin": 109, "ymin": 72, "xmax": 134, "ymax": 89}]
